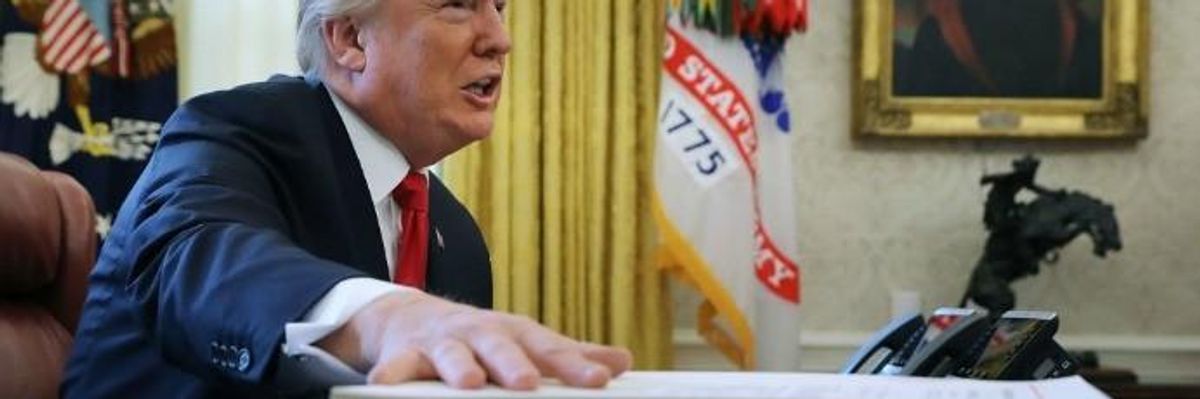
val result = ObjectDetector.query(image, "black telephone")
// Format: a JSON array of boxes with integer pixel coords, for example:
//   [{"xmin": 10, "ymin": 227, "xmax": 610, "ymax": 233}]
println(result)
[
  {"xmin": 897, "ymin": 308, "xmax": 992, "ymax": 377},
  {"xmin": 960, "ymin": 310, "xmax": 1080, "ymax": 380},
  {"xmin": 846, "ymin": 308, "xmax": 1080, "ymax": 381},
  {"xmin": 840, "ymin": 313, "xmax": 925, "ymax": 374}
]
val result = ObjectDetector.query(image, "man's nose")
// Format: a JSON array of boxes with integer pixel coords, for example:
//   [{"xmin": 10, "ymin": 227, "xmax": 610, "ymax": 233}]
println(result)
[{"xmin": 475, "ymin": 5, "xmax": 512, "ymax": 58}]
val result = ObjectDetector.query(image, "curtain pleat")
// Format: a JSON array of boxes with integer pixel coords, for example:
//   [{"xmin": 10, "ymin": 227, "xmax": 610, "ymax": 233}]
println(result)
[{"xmin": 539, "ymin": 0, "xmax": 566, "ymax": 333}]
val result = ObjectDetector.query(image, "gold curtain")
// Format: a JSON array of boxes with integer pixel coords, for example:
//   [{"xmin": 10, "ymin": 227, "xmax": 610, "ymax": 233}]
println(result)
[{"xmin": 441, "ymin": 0, "xmax": 671, "ymax": 369}]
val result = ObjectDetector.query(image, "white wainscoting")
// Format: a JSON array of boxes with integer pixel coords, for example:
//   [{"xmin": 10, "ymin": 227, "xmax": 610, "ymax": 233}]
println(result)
[{"xmin": 672, "ymin": 329, "xmax": 1200, "ymax": 385}]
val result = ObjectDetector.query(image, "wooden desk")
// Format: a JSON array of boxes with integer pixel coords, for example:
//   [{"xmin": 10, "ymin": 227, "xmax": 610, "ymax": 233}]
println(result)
[
  {"xmin": 1082, "ymin": 368, "xmax": 1200, "ymax": 399},
  {"xmin": 1094, "ymin": 384, "xmax": 1200, "ymax": 399}
]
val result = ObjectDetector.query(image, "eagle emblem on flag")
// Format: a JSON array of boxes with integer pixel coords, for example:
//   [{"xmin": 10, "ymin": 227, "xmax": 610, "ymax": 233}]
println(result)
[
  {"xmin": 2, "ymin": 0, "xmax": 174, "ymax": 163},
  {"xmin": 1, "ymin": 0, "xmax": 177, "ymax": 238}
]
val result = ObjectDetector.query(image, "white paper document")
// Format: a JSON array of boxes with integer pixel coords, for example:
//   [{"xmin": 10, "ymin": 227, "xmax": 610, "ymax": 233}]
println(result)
[{"xmin": 330, "ymin": 371, "xmax": 1110, "ymax": 399}]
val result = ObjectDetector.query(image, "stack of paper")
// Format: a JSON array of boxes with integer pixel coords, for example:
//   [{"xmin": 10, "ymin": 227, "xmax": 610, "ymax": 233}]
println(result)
[{"xmin": 331, "ymin": 371, "xmax": 1110, "ymax": 399}]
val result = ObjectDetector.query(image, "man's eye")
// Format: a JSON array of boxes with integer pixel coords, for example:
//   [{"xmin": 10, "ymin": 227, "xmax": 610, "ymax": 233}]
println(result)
[
  {"xmin": 495, "ymin": 1, "xmax": 507, "ymax": 13},
  {"xmin": 445, "ymin": 0, "xmax": 469, "ymax": 9}
]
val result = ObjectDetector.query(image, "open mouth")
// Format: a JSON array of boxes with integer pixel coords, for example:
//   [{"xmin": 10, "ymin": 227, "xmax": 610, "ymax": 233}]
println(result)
[{"xmin": 462, "ymin": 76, "xmax": 500, "ymax": 101}]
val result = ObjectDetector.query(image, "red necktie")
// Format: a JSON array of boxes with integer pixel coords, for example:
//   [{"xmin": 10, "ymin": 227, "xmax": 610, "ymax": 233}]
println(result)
[{"xmin": 392, "ymin": 172, "xmax": 429, "ymax": 289}]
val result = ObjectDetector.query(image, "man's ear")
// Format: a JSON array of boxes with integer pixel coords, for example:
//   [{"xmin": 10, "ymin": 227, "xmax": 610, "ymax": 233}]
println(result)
[{"xmin": 322, "ymin": 17, "xmax": 367, "ymax": 72}]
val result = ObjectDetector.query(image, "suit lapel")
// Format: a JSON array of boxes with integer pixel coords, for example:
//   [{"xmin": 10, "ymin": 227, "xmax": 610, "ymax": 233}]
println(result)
[
  {"xmin": 426, "ymin": 176, "xmax": 446, "ymax": 273},
  {"xmin": 310, "ymin": 80, "xmax": 390, "ymax": 280}
]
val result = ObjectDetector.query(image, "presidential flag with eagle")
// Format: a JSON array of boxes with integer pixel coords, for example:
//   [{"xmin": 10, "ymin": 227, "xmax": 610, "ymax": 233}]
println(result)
[{"xmin": 1, "ymin": 0, "xmax": 176, "ymax": 239}]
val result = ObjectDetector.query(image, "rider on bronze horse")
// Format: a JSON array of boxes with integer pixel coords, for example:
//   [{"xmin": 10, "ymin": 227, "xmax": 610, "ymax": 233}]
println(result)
[{"xmin": 962, "ymin": 155, "xmax": 1122, "ymax": 316}]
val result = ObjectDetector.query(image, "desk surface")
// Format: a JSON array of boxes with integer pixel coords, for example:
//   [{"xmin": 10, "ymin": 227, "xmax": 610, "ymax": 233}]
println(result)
[
  {"xmin": 1083, "ymin": 367, "xmax": 1200, "ymax": 398},
  {"xmin": 1096, "ymin": 384, "xmax": 1200, "ymax": 399},
  {"xmin": 331, "ymin": 371, "xmax": 1109, "ymax": 399}
]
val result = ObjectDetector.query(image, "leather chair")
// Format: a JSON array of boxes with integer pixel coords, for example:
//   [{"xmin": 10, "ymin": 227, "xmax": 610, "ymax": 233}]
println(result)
[{"xmin": 0, "ymin": 153, "xmax": 96, "ymax": 398}]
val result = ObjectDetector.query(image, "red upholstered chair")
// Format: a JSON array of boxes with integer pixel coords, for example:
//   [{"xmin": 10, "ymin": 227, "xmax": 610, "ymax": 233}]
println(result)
[{"xmin": 0, "ymin": 153, "xmax": 97, "ymax": 399}]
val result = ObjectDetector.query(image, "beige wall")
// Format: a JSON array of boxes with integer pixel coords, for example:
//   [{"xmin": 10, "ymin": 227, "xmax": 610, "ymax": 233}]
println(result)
[{"xmin": 675, "ymin": 0, "xmax": 1200, "ymax": 383}]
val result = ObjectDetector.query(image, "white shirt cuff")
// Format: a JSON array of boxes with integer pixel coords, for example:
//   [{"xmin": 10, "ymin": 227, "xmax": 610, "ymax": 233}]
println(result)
[{"xmin": 283, "ymin": 277, "xmax": 413, "ymax": 376}]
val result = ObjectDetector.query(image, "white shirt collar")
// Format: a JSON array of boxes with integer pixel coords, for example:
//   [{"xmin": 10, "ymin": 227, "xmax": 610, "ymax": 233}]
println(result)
[{"xmin": 327, "ymin": 90, "xmax": 415, "ymax": 204}]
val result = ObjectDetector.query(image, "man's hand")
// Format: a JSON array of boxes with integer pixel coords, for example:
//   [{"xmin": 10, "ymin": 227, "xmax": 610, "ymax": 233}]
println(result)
[{"xmin": 316, "ymin": 291, "xmax": 632, "ymax": 390}]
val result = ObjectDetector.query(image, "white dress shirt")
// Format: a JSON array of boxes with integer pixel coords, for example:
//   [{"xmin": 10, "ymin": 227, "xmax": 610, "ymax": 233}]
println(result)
[{"xmin": 280, "ymin": 90, "xmax": 425, "ymax": 378}]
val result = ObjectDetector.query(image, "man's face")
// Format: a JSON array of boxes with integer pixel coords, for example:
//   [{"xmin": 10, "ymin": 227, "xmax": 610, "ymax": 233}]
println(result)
[{"xmin": 356, "ymin": 0, "xmax": 510, "ymax": 166}]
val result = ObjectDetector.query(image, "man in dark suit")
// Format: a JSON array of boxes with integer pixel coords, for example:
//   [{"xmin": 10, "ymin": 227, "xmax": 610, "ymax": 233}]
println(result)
[{"xmin": 63, "ymin": 0, "xmax": 631, "ymax": 397}]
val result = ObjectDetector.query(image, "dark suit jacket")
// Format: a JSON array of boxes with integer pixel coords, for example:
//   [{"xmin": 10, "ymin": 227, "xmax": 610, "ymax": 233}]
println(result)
[{"xmin": 63, "ymin": 76, "xmax": 492, "ymax": 398}]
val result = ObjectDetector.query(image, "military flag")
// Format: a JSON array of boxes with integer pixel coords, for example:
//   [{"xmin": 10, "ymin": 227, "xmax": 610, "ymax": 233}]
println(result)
[{"xmin": 654, "ymin": 0, "xmax": 806, "ymax": 370}]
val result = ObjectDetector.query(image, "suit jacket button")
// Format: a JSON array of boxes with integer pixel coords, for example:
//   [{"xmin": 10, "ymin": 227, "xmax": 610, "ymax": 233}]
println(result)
[
  {"xmin": 210, "ymin": 342, "xmax": 220, "ymax": 364},
  {"xmin": 236, "ymin": 348, "xmax": 251, "ymax": 372}
]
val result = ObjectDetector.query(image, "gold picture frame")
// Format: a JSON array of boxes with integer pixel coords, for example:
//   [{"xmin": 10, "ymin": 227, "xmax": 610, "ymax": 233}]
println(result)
[{"xmin": 853, "ymin": 0, "xmax": 1148, "ymax": 139}]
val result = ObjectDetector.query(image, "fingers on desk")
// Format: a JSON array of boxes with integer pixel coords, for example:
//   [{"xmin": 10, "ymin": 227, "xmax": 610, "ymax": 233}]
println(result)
[
  {"xmin": 518, "ymin": 329, "xmax": 615, "ymax": 388},
  {"xmin": 467, "ymin": 331, "xmax": 541, "ymax": 390},
  {"xmin": 366, "ymin": 309, "xmax": 632, "ymax": 390},
  {"xmin": 427, "ymin": 339, "xmax": 487, "ymax": 389},
  {"xmin": 367, "ymin": 347, "xmax": 429, "ymax": 385},
  {"xmin": 581, "ymin": 343, "xmax": 634, "ymax": 377}
]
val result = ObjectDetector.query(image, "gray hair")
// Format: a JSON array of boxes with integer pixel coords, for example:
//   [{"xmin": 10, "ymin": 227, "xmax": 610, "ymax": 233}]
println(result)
[{"xmin": 296, "ymin": 0, "xmax": 380, "ymax": 79}]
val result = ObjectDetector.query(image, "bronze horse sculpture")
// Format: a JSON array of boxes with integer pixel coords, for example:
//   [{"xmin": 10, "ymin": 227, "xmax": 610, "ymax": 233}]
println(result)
[{"xmin": 961, "ymin": 156, "xmax": 1122, "ymax": 315}]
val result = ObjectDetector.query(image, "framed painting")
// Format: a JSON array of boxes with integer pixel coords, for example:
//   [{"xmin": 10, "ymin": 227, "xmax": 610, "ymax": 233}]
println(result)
[{"xmin": 853, "ymin": 0, "xmax": 1148, "ymax": 139}]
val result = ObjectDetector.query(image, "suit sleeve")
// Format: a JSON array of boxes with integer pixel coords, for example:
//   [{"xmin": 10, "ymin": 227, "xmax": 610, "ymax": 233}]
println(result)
[{"xmin": 117, "ymin": 98, "xmax": 367, "ymax": 388}]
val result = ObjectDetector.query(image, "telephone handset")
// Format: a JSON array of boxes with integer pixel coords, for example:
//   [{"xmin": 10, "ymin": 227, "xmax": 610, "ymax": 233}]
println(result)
[
  {"xmin": 961, "ymin": 310, "xmax": 1079, "ymax": 380},
  {"xmin": 841, "ymin": 313, "xmax": 925, "ymax": 374},
  {"xmin": 898, "ymin": 308, "xmax": 993, "ymax": 377}
]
